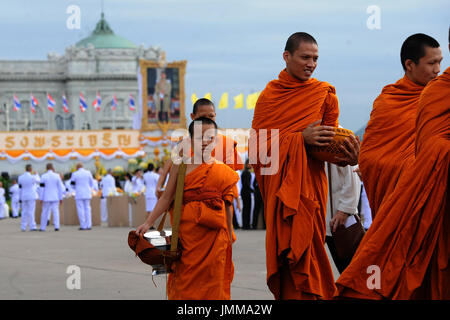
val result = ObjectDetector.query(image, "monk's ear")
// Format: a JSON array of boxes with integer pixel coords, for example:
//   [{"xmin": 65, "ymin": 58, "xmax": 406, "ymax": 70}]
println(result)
[
  {"xmin": 404, "ymin": 59, "xmax": 415, "ymax": 72},
  {"xmin": 190, "ymin": 113, "xmax": 195, "ymax": 120},
  {"xmin": 283, "ymin": 50, "xmax": 291, "ymax": 63}
]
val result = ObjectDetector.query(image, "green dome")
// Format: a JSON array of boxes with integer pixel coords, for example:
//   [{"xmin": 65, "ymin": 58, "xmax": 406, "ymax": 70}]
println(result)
[{"xmin": 75, "ymin": 13, "xmax": 137, "ymax": 49}]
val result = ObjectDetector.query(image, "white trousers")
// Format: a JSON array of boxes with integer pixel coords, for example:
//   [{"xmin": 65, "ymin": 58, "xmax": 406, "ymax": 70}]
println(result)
[
  {"xmin": 0, "ymin": 201, "xmax": 5, "ymax": 218},
  {"xmin": 233, "ymin": 197, "xmax": 243, "ymax": 228},
  {"xmin": 145, "ymin": 197, "xmax": 157, "ymax": 212},
  {"xmin": 76, "ymin": 199, "xmax": 92, "ymax": 229},
  {"xmin": 11, "ymin": 199, "xmax": 20, "ymax": 217},
  {"xmin": 21, "ymin": 200, "xmax": 37, "ymax": 231},
  {"xmin": 41, "ymin": 201, "xmax": 60, "ymax": 230},
  {"xmin": 100, "ymin": 198, "xmax": 108, "ymax": 222}
]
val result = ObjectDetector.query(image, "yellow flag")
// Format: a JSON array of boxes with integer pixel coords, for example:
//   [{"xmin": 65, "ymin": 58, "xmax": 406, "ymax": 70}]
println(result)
[
  {"xmin": 233, "ymin": 93, "xmax": 244, "ymax": 109},
  {"xmin": 191, "ymin": 93, "xmax": 198, "ymax": 105},
  {"xmin": 218, "ymin": 92, "xmax": 229, "ymax": 109},
  {"xmin": 204, "ymin": 93, "xmax": 212, "ymax": 101},
  {"xmin": 246, "ymin": 92, "xmax": 260, "ymax": 110}
]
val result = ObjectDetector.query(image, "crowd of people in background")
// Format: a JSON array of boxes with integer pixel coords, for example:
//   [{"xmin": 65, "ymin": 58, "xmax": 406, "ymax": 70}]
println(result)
[{"xmin": 0, "ymin": 157, "xmax": 373, "ymax": 234}]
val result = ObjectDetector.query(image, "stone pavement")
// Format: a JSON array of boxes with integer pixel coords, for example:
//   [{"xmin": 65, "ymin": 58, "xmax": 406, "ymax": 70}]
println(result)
[{"xmin": 0, "ymin": 218, "xmax": 339, "ymax": 300}]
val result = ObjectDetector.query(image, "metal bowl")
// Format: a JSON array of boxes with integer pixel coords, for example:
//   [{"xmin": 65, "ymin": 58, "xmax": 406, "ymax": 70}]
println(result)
[{"xmin": 143, "ymin": 230, "xmax": 172, "ymax": 275}]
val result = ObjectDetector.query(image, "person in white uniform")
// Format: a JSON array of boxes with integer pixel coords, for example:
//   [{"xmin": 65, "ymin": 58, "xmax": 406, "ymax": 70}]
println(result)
[
  {"xmin": 100, "ymin": 169, "xmax": 116, "ymax": 222},
  {"xmin": 9, "ymin": 179, "xmax": 20, "ymax": 218},
  {"xmin": 325, "ymin": 161, "xmax": 361, "ymax": 273},
  {"xmin": 18, "ymin": 164, "xmax": 40, "ymax": 231},
  {"xmin": 131, "ymin": 169, "xmax": 145, "ymax": 194},
  {"xmin": 0, "ymin": 181, "xmax": 6, "ymax": 219},
  {"xmin": 70, "ymin": 163, "xmax": 95, "ymax": 230},
  {"xmin": 38, "ymin": 163, "xmax": 65, "ymax": 231},
  {"xmin": 143, "ymin": 163, "xmax": 159, "ymax": 213}
]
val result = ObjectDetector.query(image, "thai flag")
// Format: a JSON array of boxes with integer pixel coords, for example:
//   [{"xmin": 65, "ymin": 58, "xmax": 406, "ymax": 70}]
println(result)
[
  {"xmin": 129, "ymin": 94, "xmax": 135, "ymax": 111},
  {"xmin": 111, "ymin": 94, "xmax": 117, "ymax": 111},
  {"xmin": 92, "ymin": 92, "xmax": 101, "ymax": 112},
  {"xmin": 13, "ymin": 95, "xmax": 21, "ymax": 111},
  {"xmin": 47, "ymin": 93, "xmax": 55, "ymax": 112},
  {"xmin": 79, "ymin": 92, "xmax": 88, "ymax": 112},
  {"xmin": 30, "ymin": 94, "xmax": 38, "ymax": 114},
  {"xmin": 62, "ymin": 95, "xmax": 69, "ymax": 113}
]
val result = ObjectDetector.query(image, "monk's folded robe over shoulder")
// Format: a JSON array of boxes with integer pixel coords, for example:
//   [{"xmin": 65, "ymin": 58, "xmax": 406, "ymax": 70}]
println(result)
[
  {"xmin": 251, "ymin": 69, "xmax": 338, "ymax": 300},
  {"xmin": 359, "ymin": 76, "xmax": 424, "ymax": 218},
  {"xmin": 167, "ymin": 160, "xmax": 239, "ymax": 300},
  {"xmin": 335, "ymin": 67, "xmax": 450, "ymax": 300},
  {"xmin": 214, "ymin": 134, "xmax": 243, "ymax": 242},
  {"xmin": 214, "ymin": 134, "xmax": 244, "ymax": 171}
]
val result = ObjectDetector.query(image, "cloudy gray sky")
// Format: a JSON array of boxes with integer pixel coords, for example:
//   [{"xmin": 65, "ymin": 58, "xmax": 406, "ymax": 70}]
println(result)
[{"xmin": 0, "ymin": 0, "xmax": 448, "ymax": 132}]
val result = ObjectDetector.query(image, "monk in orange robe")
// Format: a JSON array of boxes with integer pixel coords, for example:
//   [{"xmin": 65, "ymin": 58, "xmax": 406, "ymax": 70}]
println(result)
[
  {"xmin": 155, "ymin": 98, "xmax": 243, "ymax": 239},
  {"xmin": 335, "ymin": 59, "xmax": 449, "ymax": 300},
  {"xmin": 136, "ymin": 117, "xmax": 239, "ymax": 300},
  {"xmin": 359, "ymin": 33, "xmax": 442, "ymax": 218},
  {"xmin": 156, "ymin": 98, "xmax": 243, "ymax": 197},
  {"xmin": 251, "ymin": 32, "xmax": 358, "ymax": 300}
]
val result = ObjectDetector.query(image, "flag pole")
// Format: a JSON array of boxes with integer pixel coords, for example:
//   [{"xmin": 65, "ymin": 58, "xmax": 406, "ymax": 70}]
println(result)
[{"xmin": 30, "ymin": 92, "xmax": 33, "ymax": 131}]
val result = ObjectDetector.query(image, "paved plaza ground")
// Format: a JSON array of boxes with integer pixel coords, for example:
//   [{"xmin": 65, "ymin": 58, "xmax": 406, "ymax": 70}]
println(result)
[{"xmin": 0, "ymin": 218, "xmax": 339, "ymax": 300}]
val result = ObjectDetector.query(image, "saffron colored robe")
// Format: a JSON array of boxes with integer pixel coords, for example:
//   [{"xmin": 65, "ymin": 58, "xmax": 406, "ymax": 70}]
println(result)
[
  {"xmin": 335, "ymin": 67, "xmax": 450, "ymax": 300},
  {"xmin": 359, "ymin": 76, "xmax": 424, "ymax": 218},
  {"xmin": 167, "ymin": 160, "xmax": 239, "ymax": 300},
  {"xmin": 214, "ymin": 134, "xmax": 244, "ymax": 171},
  {"xmin": 251, "ymin": 69, "xmax": 339, "ymax": 300}
]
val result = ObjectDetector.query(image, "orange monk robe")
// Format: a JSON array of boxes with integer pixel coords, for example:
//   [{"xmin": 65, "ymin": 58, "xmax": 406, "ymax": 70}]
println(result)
[
  {"xmin": 213, "ymin": 133, "xmax": 244, "ymax": 171},
  {"xmin": 167, "ymin": 160, "xmax": 239, "ymax": 300},
  {"xmin": 213, "ymin": 134, "xmax": 243, "ymax": 240},
  {"xmin": 335, "ymin": 67, "xmax": 450, "ymax": 300},
  {"xmin": 359, "ymin": 76, "xmax": 424, "ymax": 218},
  {"xmin": 251, "ymin": 69, "xmax": 339, "ymax": 300}
]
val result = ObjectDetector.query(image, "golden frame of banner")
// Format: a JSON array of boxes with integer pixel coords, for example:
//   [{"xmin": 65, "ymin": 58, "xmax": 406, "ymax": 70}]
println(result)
[{"xmin": 140, "ymin": 59, "xmax": 187, "ymax": 133}]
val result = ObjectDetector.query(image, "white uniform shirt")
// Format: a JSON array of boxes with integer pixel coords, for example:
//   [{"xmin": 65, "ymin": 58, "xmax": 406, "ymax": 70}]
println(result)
[
  {"xmin": 70, "ymin": 168, "xmax": 95, "ymax": 200},
  {"xmin": 0, "ymin": 188, "xmax": 5, "ymax": 205},
  {"xmin": 143, "ymin": 171, "xmax": 159, "ymax": 199},
  {"xmin": 131, "ymin": 176, "xmax": 145, "ymax": 193},
  {"xmin": 9, "ymin": 184, "xmax": 20, "ymax": 202},
  {"xmin": 39, "ymin": 170, "xmax": 65, "ymax": 202},
  {"xmin": 100, "ymin": 174, "xmax": 116, "ymax": 197},
  {"xmin": 18, "ymin": 172, "xmax": 40, "ymax": 201},
  {"xmin": 325, "ymin": 162, "xmax": 361, "ymax": 237}
]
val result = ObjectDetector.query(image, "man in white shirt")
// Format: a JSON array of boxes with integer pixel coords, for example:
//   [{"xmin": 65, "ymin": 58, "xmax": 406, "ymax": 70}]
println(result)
[
  {"xmin": 9, "ymin": 179, "xmax": 20, "ymax": 218},
  {"xmin": 131, "ymin": 169, "xmax": 145, "ymax": 194},
  {"xmin": 70, "ymin": 163, "xmax": 95, "ymax": 230},
  {"xmin": 18, "ymin": 164, "xmax": 40, "ymax": 231},
  {"xmin": 39, "ymin": 163, "xmax": 65, "ymax": 231},
  {"xmin": 0, "ymin": 181, "xmax": 5, "ymax": 219},
  {"xmin": 100, "ymin": 169, "xmax": 116, "ymax": 222},
  {"xmin": 142, "ymin": 164, "xmax": 159, "ymax": 214},
  {"xmin": 325, "ymin": 161, "xmax": 361, "ymax": 273}
]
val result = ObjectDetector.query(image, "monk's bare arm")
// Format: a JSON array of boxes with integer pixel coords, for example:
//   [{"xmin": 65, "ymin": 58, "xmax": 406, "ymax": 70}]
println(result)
[
  {"xmin": 136, "ymin": 164, "xmax": 179, "ymax": 235},
  {"xmin": 302, "ymin": 120, "xmax": 335, "ymax": 146},
  {"xmin": 156, "ymin": 159, "xmax": 173, "ymax": 198},
  {"xmin": 225, "ymin": 203, "xmax": 233, "ymax": 243}
]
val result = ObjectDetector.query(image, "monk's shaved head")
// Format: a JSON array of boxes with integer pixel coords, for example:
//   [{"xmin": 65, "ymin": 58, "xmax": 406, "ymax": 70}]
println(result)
[
  {"xmin": 284, "ymin": 32, "xmax": 317, "ymax": 54},
  {"xmin": 193, "ymin": 98, "xmax": 215, "ymax": 115},
  {"xmin": 188, "ymin": 117, "xmax": 218, "ymax": 137},
  {"xmin": 400, "ymin": 33, "xmax": 440, "ymax": 71}
]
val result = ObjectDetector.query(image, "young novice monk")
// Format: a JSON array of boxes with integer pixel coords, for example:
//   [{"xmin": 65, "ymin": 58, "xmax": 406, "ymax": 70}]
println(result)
[{"xmin": 136, "ymin": 117, "xmax": 239, "ymax": 300}]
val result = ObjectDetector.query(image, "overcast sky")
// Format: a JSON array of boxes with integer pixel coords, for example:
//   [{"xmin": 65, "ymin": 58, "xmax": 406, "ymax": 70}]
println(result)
[{"xmin": 0, "ymin": 0, "xmax": 448, "ymax": 132}]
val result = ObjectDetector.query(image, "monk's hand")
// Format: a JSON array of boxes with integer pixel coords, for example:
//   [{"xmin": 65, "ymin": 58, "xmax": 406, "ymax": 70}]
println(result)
[
  {"xmin": 335, "ymin": 135, "xmax": 360, "ymax": 167},
  {"xmin": 135, "ymin": 222, "xmax": 151, "ymax": 236},
  {"xmin": 302, "ymin": 120, "xmax": 335, "ymax": 146},
  {"xmin": 330, "ymin": 211, "xmax": 350, "ymax": 233}
]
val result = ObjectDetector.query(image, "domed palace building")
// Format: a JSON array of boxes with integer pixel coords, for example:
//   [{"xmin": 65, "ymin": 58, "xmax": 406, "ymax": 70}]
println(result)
[{"xmin": 0, "ymin": 13, "xmax": 183, "ymax": 175}]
